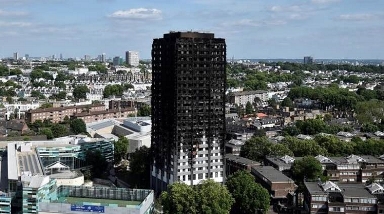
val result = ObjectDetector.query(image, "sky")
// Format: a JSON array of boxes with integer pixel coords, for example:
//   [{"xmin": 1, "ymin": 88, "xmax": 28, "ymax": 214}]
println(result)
[{"xmin": 0, "ymin": 0, "xmax": 383, "ymax": 59}]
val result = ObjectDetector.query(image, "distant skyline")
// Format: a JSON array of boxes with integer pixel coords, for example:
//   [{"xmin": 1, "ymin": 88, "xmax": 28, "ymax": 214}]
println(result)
[{"xmin": 0, "ymin": 0, "xmax": 383, "ymax": 59}]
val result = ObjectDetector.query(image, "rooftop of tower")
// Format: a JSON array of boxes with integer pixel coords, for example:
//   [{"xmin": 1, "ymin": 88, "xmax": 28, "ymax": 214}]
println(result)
[{"xmin": 164, "ymin": 31, "xmax": 215, "ymax": 39}]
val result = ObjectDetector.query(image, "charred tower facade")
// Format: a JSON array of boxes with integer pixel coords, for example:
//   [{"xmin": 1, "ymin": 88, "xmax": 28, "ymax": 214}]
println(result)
[{"xmin": 151, "ymin": 32, "xmax": 226, "ymax": 192}]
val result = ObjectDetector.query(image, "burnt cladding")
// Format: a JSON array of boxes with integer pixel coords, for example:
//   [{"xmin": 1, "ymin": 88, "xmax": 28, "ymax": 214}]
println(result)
[{"xmin": 151, "ymin": 31, "xmax": 226, "ymax": 176}]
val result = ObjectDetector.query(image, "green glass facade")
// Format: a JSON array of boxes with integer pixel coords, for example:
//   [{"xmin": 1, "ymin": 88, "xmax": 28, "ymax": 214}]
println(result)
[
  {"xmin": 36, "ymin": 139, "xmax": 114, "ymax": 171},
  {"xmin": 0, "ymin": 194, "xmax": 11, "ymax": 214},
  {"xmin": 22, "ymin": 179, "xmax": 57, "ymax": 214}
]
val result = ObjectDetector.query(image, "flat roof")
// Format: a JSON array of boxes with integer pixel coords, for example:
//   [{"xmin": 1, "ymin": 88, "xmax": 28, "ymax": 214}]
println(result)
[
  {"xmin": 251, "ymin": 166, "xmax": 294, "ymax": 183},
  {"xmin": 339, "ymin": 183, "xmax": 376, "ymax": 198},
  {"xmin": 225, "ymin": 154, "xmax": 260, "ymax": 166},
  {"xmin": 56, "ymin": 197, "xmax": 142, "ymax": 207},
  {"xmin": 7, "ymin": 143, "xmax": 18, "ymax": 180},
  {"xmin": 28, "ymin": 104, "xmax": 105, "ymax": 113},
  {"xmin": 304, "ymin": 182, "xmax": 327, "ymax": 195}
]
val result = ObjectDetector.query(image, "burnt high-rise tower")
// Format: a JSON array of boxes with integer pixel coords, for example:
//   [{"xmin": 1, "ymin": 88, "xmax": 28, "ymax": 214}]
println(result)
[{"xmin": 151, "ymin": 32, "xmax": 226, "ymax": 192}]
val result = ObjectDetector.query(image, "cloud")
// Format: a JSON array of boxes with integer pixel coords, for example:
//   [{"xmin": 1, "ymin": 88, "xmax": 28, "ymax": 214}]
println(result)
[
  {"xmin": 337, "ymin": 13, "xmax": 376, "ymax": 21},
  {"xmin": 222, "ymin": 19, "xmax": 286, "ymax": 28},
  {"xmin": 0, "ymin": 9, "xmax": 28, "ymax": 17},
  {"xmin": 108, "ymin": 8, "xmax": 162, "ymax": 21},
  {"xmin": 311, "ymin": 0, "xmax": 340, "ymax": 4},
  {"xmin": 269, "ymin": 5, "xmax": 303, "ymax": 13},
  {"xmin": 0, "ymin": 21, "xmax": 32, "ymax": 27}
]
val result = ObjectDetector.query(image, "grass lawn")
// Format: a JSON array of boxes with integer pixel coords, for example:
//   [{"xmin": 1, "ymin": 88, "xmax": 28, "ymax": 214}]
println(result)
[{"xmin": 63, "ymin": 197, "xmax": 142, "ymax": 207}]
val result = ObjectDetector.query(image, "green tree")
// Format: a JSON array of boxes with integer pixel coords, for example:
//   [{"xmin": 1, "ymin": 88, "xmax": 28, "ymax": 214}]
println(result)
[
  {"xmin": 103, "ymin": 84, "xmax": 124, "ymax": 98},
  {"xmin": 138, "ymin": 104, "xmax": 151, "ymax": 116},
  {"xmin": 296, "ymin": 119, "xmax": 327, "ymax": 135},
  {"xmin": 129, "ymin": 146, "xmax": 151, "ymax": 188},
  {"xmin": 241, "ymin": 136, "xmax": 293, "ymax": 161},
  {"xmin": 9, "ymin": 68, "xmax": 22, "ymax": 75},
  {"xmin": 40, "ymin": 128, "xmax": 54, "ymax": 139},
  {"xmin": 282, "ymin": 126, "xmax": 301, "ymax": 136},
  {"xmin": 245, "ymin": 101, "xmax": 253, "ymax": 114},
  {"xmin": 30, "ymin": 69, "xmax": 44, "ymax": 81},
  {"xmin": 40, "ymin": 103, "xmax": 53, "ymax": 109},
  {"xmin": 114, "ymin": 137, "xmax": 129, "ymax": 163},
  {"xmin": 281, "ymin": 97, "xmax": 294, "ymax": 108},
  {"xmin": 31, "ymin": 90, "xmax": 46, "ymax": 99},
  {"xmin": 85, "ymin": 150, "xmax": 108, "ymax": 179},
  {"xmin": 123, "ymin": 83, "xmax": 134, "ymax": 90},
  {"xmin": 292, "ymin": 156, "xmax": 323, "ymax": 182},
  {"xmin": 160, "ymin": 182, "xmax": 198, "ymax": 214},
  {"xmin": 283, "ymin": 136, "xmax": 326, "ymax": 157},
  {"xmin": 323, "ymin": 114, "xmax": 333, "ymax": 122},
  {"xmin": 195, "ymin": 180, "xmax": 234, "ymax": 214},
  {"xmin": 73, "ymin": 85, "xmax": 89, "ymax": 100},
  {"xmin": 51, "ymin": 124, "xmax": 69, "ymax": 138},
  {"xmin": 226, "ymin": 170, "xmax": 270, "ymax": 214},
  {"xmin": 70, "ymin": 118, "xmax": 86, "ymax": 134},
  {"xmin": 314, "ymin": 135, "xmax": 353, "ymax": 156},
  {"xmin": 6, "ymin": 96, "xmax": 13, "ymax": 104},
  {"xmin": 361, "ymin": 123, "xmax": 379, "ymax": 133},
  {"xmin": 54, "ymin": 81, "xmax": 66, "ymax": 89},
  {"xmin": 54, "ymin": 91, "xmax": 67, "ymax": 100}
]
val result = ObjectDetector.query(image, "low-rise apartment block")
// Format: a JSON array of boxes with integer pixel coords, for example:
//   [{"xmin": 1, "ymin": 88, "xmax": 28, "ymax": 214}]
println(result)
[
  {"xmin": 265, "ymin": 154, "xmax": 384, "ymax": 184},
  {"xmin": 229, "ymin": 90, "xmax": 268, "ymax": 106},
  {"xmin": 25, "ymin": 104, "xmax": 105, "ymax": 123},
  {"xmin": 304, "ymin": 181, "xmax": 378, "ymax": 214},
  {"xmin": 73, "ymin": 108, "xmax": 135, "ymax": 123},
  {"xmin": 251, "ymin": 166, "xmax": 297, "ymax": 205},
  {"xmin": 225, "ymin": 154, "xmax": 260, "ymax": 176}
]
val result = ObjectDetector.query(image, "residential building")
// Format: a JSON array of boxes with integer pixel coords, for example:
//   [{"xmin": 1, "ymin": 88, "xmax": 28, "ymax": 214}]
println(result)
[
  {"xmin": 73, "ymin": 107, "xmax": 135, "ymax": 123},
  {"xmin": 304, "ymin": 56, "xmax": 314, "ymax": 64},
  {"xmin": 251, "ymin": 166, "xmax": 297, "ymax": 205},
  {"xmin": 113, "ymin": 56, "xmax": 123, "ymax": 66},
  {"xmin": 25, "ymin": 104, "xmax": 105, "ymax": 123},
  {"xmin": 324, "ymin": 155, "xmax": 384, "ymax": 183},
  {"xmin": 265, "ymin": 155, "xmax": 297, "ymax": 173},
  {"xmin": 304, "ymin": 181, "xmax": 377, "ymax": 214},
  {"xmin": 225, "ymin": 139, "xmax": 244, "ymax": 156},
  {"xmin": 229, "ymin": 90, "xmax": 268, "ymax": 107},
  {"xmin": 225, "ymin": 154, "xmax": 260, "ymax": 176},
  {"xmin": 109, "ymin": 100, "xmax": 136, "ymax": 110},
  {"xmin": 125, "ymin": 51, "xmax": 139, "ymax": 67},
  {"xmin": 151, "ymin": 31, "xmax": 226, "ymax": 192},
  {"xmin": 101, "ymin": 53, "xmax": 106, "ymax": 62},
  {"xmin": 0, "ymin": 120, "xmax": 29, "ymax": 136}
]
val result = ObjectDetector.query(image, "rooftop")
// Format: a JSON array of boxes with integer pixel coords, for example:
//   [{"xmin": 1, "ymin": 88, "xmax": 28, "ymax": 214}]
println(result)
[
  {"xmin": 56, "ymin": 197, "xmax": 141, "ymax": 207},
  {"xmin": 252, "ymin": 166, "xmax": 295, "ymax": 183},
  {"xmin": 28, "ymin": 103, "xmax": 104, "ymax": 113},
  {"xmin": 225, "ymin": 154, "xmax": 260, "ymax": 166}
]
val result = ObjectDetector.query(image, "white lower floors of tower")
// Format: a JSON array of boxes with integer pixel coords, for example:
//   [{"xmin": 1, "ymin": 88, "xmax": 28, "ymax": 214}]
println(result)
[{"xmin": 150, "ymin": 160, "xmax": 224, "ymax": 192}]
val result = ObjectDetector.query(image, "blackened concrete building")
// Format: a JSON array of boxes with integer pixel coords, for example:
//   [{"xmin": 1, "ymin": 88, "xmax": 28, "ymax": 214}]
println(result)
[{"xmin": 151, "ymin": 31, "xmax": 226, "ymax": 192}]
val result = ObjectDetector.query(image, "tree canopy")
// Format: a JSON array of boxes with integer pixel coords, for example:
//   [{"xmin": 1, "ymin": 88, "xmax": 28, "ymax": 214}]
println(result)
[
  {"xmin": 240, "ymin": 136, "xmax": 293, "ymax": 161},
  {"xmin": 129, "ymin": 146, "xmax": 151, "ymax": 188},
  {"xmin": 73, "ymin": 85, "xmax": 89, "ymax": 100},
  {"xmin": 137, "ymin": 104, "xmax": 151, "ymax": 116},
  {"xmin": 70, "ymin": 118, "xmax": 86, "ymax": 134},
  {"xmin": 226, "ymin": 170, "xmax": 270, "ymax": 214},
  {"xmin": 160, "ymin": 180, "xmax": 234, "ymax": 214},
  {"xmin": 291, "ymin": 156, "xmax": 323, "ymax": 182},
  {"xmin": 114, "ymin": 137, "xmax": 129, "ymax": 164},
  {"xmin": 103, "ymin": 84, "xmax": 124, "ymax": 98}
]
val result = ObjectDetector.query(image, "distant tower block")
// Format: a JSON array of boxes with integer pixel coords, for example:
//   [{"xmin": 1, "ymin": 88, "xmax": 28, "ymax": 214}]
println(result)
[{"xmin": 125, "ymin": 51, "xmax": 139, "ymax": 67}]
